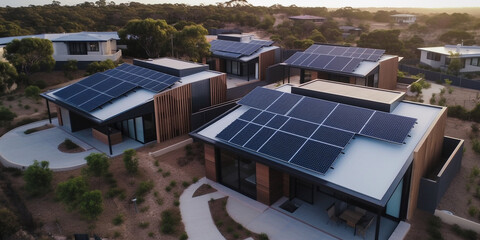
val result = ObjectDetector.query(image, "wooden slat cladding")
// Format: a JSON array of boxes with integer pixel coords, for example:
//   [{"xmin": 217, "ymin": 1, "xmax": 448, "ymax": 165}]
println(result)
[
  {"xmin": 407, "ymin": 107, "xmax": 447, "ymax": 219},
  {"xmin": 256, "ymin": 162, "xmax": 283, "ymax": 205},
  {"xmin": 210, "ymin": 74, "xmax": 227, "ymax": 105},
  {"xmin": 259, "ymin": 49, "xmax": 275, "ymax": 81},
  {"xmin": 153, "ymin": 84, "xmax": 192, "ymax": 142},
  {"xmin": 378, "ymin": 56, "xmax": 399, "ymax": 90},
  {"xmin": 204, "ymin": 144, "xmax": 217, "ymax": 181},
  {"xmin": 56, "ymin": 105, "xmax": 63, "ymax": 126}
]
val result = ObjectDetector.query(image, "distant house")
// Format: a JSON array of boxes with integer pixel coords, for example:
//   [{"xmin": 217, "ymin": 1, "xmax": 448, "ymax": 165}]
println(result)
[
  {"xmin": 339, "ymin": 26, "xmax": 362, "ymax": 39},
  {"xmin": 208, "ymin": 34, "xmax": 280, "ymax": 81},
  {"xmin": 283, "ymin": 44, "xmax": 399, "ymax": 90},
  {"xmin": 289, "ymin": 15, "xmax": 326, "ymax": 23},
  {"xmin": 391, "ymin": 14, "xmax": 416, "ymax": 24},
  {"xmin": 418, "ymin": 45, "xmax": 480, "ymax": 73},
  {"xmin": 0, "ymin": 32, "xmax": 122, "ymax": 69},
  {"xmin": 190, "ymin": 80, "xmax": 463, "ymax": 240},
  {"xmin": 41, "ymin": 58, "xmax": 226, "ymax": 155}
]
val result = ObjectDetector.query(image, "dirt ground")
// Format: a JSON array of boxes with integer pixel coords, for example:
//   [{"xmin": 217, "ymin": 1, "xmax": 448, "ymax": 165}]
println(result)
[
  {"xmin": 2, "ymin": 135, "xmax": 205, "ymax": 239},
  {"xmin": 406, "ymin": 84, "xmax": 480, "ymax": 239}
]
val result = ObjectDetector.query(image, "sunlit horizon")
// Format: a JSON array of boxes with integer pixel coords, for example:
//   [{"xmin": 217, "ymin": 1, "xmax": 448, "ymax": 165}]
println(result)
[{"xmin": 1, "ymin": 0, "xmax": 480, "ymax": 8}]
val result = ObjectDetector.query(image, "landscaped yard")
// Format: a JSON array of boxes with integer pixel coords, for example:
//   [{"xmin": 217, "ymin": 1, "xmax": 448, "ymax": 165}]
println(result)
[{"xmin": 1, "ymin": 137, "xmax": 205, "ymax": 239}]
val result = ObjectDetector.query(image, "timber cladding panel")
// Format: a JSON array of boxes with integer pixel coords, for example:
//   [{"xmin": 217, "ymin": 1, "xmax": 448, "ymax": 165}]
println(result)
[
  {"xmin": 378, "ymin": 56, "xmax": 399, "ymax": 90},
  {"xmin": 256, "ymin": 162, "xmax": 283, "ymax": 205},
  {"xmin": 204, "ymin": 144, "xmax": 217, "ymax": 181},
  {"xmin": 407, "ymin": 107, "xmax": 447, "ymax": 219},
  {"xmin": 259, "ymin": 50, "xmax": 275, "ymax": 81},
  {"xmin": 153, "ymin": 84, "xmax": 192, "ymax": 142},
  {"xmin": 56, "ymin": 105, "xmax": 63, "ymax": 126},
  {"xmin": 210, "ymin": 74, "xmax": 227, "ymax": 105}
]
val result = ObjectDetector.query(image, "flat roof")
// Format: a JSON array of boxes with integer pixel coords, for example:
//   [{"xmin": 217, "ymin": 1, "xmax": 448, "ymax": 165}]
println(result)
[
  {"xmin": 298, "ymin": 80, "xmax": 404, "ymax": 104},
  {"xmin": 140, "ymin": 58, "xmax": 208, "ymax": 70},
  {"xmin": 418, "ymin": 45, "xmax": 480, "ymax": 58},
  {"xmin": 0, "ymin": 32, "xmax": 118, "ymax": 45},
  {"xmin": 194, "ymin": 87, "xmax": 443, "ymax": 205}
]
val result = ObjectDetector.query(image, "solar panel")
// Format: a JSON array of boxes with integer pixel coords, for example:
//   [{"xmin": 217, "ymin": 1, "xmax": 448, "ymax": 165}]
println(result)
[
  {"xmin": 239, "ymin": 108, "xmax": 262, "ymax": 121},
  {"xmin": 266, "ymin": 115, "xmax": 289, "ymax": 129},
  {"xmin": 105, "ymin": 82, "xmax": 137, "ymax": 98},
  {"xmin": 237, "ymin": 87, "xmax": 283, "ymax": 110},
  {"xmin": 213, "ymin": 51, "xmax": 243, "ymax": 59},
  {"xmin": 216, "ymin": 119, "xmax": 248, "ymax": 141},
  {"xmin": 259, "ymin": 131, "xmax": 306, "ymax": 162},
  {"xmin": 325, "ymin": 56, "xmax": 352, "ymax": 71},
  {"xmin": 290, "ymin": 141, "xmax": 342, "ymax": 174},
  {"xmin": 249, "ymin": 40, "xmax": 274, "ymax": 46},
  {"xmin": 343, "ymin": 58, "xmax": 363, "ymax": 72},
  {"xmin": 78, "ymin": 73, "xmax": 109, "ymax": 87},
  {"xmin": 284, "ymin": 52, "xmax": 304, "ymax": 65},
  {"xmin": 323, "ymin": 104, "xmax": 374, "ymax": 133},
  {"xmin": 280, "ymin": 118, "xmax": 318, "ymax": 138},
  {"xmin": 53, "ymin": 84, "xmax": 86, "ymax": 99},
  {"xmin": 308, "ymin": 54, "xmax": 335, "ymax": 70},
  {"xmin": 91, "ymin": 77, "xmax": 123, "ymax": 92},
  {"xmin": 244, "ymin": 127, "xmax": 276, "ymax": 151},
  {"xmin": 359, "ymin": 111, "xmax": 416, "ymax": 144},
  {"xmin": 150, "ymin": 83, "xmax": 170, "ymax": 92},
  {"xmin": 311, "ymin": 126, "xmax": 355, "ymax": 148},
  {"xmin": 67, "ymin": 89, "xmax": 98, "ymax": 106},
  {"xmin": 210, "ymin": 40, "xmax": 263, "ymax": 57},
  {"xmin": 252, "ymin": 112, "xmax": 275, "ymax": 125},
  {"xmin": 230, "ymin": 123, "xmax": 262, "ymax": 146},
  {"xmin": 330, "ymin": 47, "xmax": 348, "ymax": 56},
  {"xmin": 266, "ymin": 94, "xmax": 303, "ymax": 115},
  {"xmin": 79, "ymin": 93, "xmax": 111, "ymax": 111},
  {"xmin": 288, "ymin": 97, "xmax": 337, "ymax": 124}
]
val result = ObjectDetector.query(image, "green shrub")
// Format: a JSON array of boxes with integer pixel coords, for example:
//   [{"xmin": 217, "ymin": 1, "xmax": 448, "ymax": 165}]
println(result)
[
  {"xmin": 472, "ymin": 103, "xmax": 480, "ymax": 122},
  {"xmin": 0, "ymin": 106, "xmax": 16, "ymax": 126},
  {"xmin": 162, "ymin": 171, "xmax": 171, "ymax": 177},
  {"xmin": 179, "ymin": 232, "xmax": 188, "ymax": 240},
  {"xmin": 418, "ymin": 79, "xmax": 431, "ymax": 89},
  {"xmin": 106, "ymin": 187, "xmax": 125, "ymax": 199},
  {"xmin": 169, "ymin": 180, "xmax": 177, "ymax": 187},
  {"xmin": 160, "ymin": 209, "xmax": 181, "ymax": 234},
  {"xmin": 448, "ymin": 105, "xmax": 470, "ymax": 120},
  {"xmin": 182, "ymin": 181, "xmax": 190, "ymax": 188},
  {"xmin": 427, "ymin": 216, "xmax": 443, "ymax": 240},
  {"xmin": 259, "ymin": 233, "xmax": 269, "ymax": 240},
  {"xmin": 63, "ymin": 60, "xmax": 78, "ymax": 79},
  {"xmin": 468, "ymin": 206, "xmax": 478, "ymax": 217},
  {"xmin": 79, "ymin": 190, "xmax": 103, "ymax": 220},
  {"xmin": 452, "ymin": 224, "xmax": 477, "ymax": 240},
  {"xmin": 24, "ymin": 85, "xmax": 41, "ymax": 100},
  {"xmin": 86, "ymin": 59, "xmax": 116, "ymax": 75},
  {"xmin": 472, "ymin": 139, "xmax": 480, "ymax": 155},
  {"xmin": 112, "ymin": 214, "xmax": 124, "ymax": 225},
  {"xmin": 192, "ymin": 176, "xmax": 198, "ymax": 183},
  {"xmin": 136, "ymin": 180, "xmax": 154, "ymax": 197},
  {"xmin": 165, "ymin": 186, "xmax": 172, "ymax": 192},
  {"xmin": 63, "ymin": 138, "xmax": 79, "ymax": 150},
  {"xmin": 148, "ymin": 232, "xmax": 154, "ymax": 237},
  {"xmin": 24, "ymin": 104, "xmax": 30, "ymax": 110},
  {"xmin": 24, "ymin": 160, "xmax": 53, "ymax": 196},
  {"xmin": 139, "ymin": 221, "xmax": 150, "ymax": 229},
  {"xmin": 123, "ymin": 149, "xmax": 139, "ymax": 174},
  {"xmin": 0, "ymin": 208, "xmax": 20, "ymax": 237},
  {"xmin": 410, "ymin": 82, "xmax": 422, "ymax": 95},
  {"xmin": 438, "ymin": 97, "xmax": 447, "ymax": 106},
  {"xmin": 173, "ymin": 200, "xmax": 179, "ymax": 206},
  {"xmin": 85, "ymin": 153, "xmax": 110, "ymax": 176},
  {"xmin": 56, "ymin": 176, "xmax": 88, "ymax": 208}
]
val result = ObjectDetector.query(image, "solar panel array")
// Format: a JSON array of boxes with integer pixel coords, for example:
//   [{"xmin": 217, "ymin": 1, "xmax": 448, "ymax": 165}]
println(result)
[
  {"xmin": 210, "ymin": 40, "xmax": 265, "ymax": 59},
  {"xmin": 217, "ymin": 87, "xmax": 417, "ymax": 175},
  {"xmin": 284, "ymin": 44, "xmax": 386, "ymax": 74},
  {"xmin": 53, "ymin": 64, "xmax": 180, "ymax": 112},
  {"xmin": 249, "ymin": 40, "xmax": 274, "ymax": 46},
  {"xmin": 304, "ymin": 45, "xmax": 385, "ymax": 62}
]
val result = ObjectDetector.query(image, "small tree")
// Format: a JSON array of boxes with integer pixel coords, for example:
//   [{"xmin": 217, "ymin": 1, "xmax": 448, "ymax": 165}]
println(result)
[
  {"xmin": 85, "ymin": 153, "xmax": 110, "ymax": 176},
  {"xmin": 23, "ymin": 160, "xmax": 53, "ymax": 196},
  {"xmin": 79, "ymin": 190, "xmax": 103, "ymax": 220},
  {"xmin": 24, "ymin": 85, "xmax": 41, "ymax": 100},
  {"xmin": 0, "ymin": 107, "xmax": 16, "ymax": 126},
  {"xmin": 63, "ymin": 60, "xmax": 78, "ymax": 79},
  {"xmin": 410, "ymin": 82, "xmax": 423, "ymax": 96},
  {"xmin": 56, "ymin": 176, "xmax": 88, "ymax": 208},
  {"xmin": 0, "ymin": 208, "xmax": 19, "ymax": 238},
  {"xmin": 123, "ymin": 149, "xmax": 139, "ymax": 174},
  {"xmin": 447, "ymin": 52, "xmax": 462, "ymax": 76},
  {"xmin": 86, "ymin": 59, "xmax": 116, "ymax": 75},
  {"xmin": 0, "ymin": 62, "xmax": 18, "ymax": 92}
]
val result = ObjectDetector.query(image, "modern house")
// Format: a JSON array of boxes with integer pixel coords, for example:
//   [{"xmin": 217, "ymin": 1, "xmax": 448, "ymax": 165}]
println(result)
[
  {"xmin": 190, "ymin": 80, "xmax": 463, "ymax": 240},
  {"xmin": 42, "ymin": 58, "xmax": 226, "ymax": 155},
  {"xmin": 208, "ymin": 34, "xmax": 280, "ymax": 81},
  {"xmin": 391, "ymin": 14, "xmax": 416, "ymax": 24},
  {"xmin": 289, "ymin": 15, "xmax": 326, "ymax": 23},
  {"xmin": 0, "ymin": 32, "xmax": 122, "ymax": 69},
  {"xmin": 339, "ymin": 26, "xmax": 363, "ymax": 39},
  {"xmin": 283, "ymin": 44, "xmax": 399, "ymax": 90},
  {"xmin": 418, "ymin": 45, "xmax": 480, "ymax": 73}
]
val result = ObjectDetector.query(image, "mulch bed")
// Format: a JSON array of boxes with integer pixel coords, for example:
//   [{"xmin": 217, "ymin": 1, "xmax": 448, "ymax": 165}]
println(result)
[
  {"xmin": 192, "ymin": 184, "xmax": 217, "ymax": 197},
  {"xmin": 24, "ymin": 124, "xmax": 54, "ymax": 134},
  {"xmin": 57, "ymin": 143, "xmax": 85, "ymax": 153},
  {"xmin": 209, "ymin": 196, "xmax": 265, "ymax": 240}
]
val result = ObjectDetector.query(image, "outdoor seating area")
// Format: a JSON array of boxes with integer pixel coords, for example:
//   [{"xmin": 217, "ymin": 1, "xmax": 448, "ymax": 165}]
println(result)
[{"xmin": 327, "ymin": 201, "xmax": 375, "ymax": 238}]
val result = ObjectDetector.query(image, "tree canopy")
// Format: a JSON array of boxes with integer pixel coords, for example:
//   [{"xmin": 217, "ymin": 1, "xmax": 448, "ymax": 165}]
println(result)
[
  {"xmin": 357, "ymin": 30, "xmax": 405, "ymax": 55},
  {"xmin": 85, "ymin": 152, "xmax": 110, "ymax": 176},
  {"xmin": 174, "ymin": 24, "xmax": 210, "ymax": 62},
  {"xmin": 0, "ymin": 62, "xmax": 18, "ymax": 91},
  {"xmin": 4, "ymin": 38, "xmax": 55, "ymax": 75},
  {"xmin": 23, "ymin": 160, "xmax": 53, "ymax": 196},
  {"xmin": 119, "ymin": 18, "xmax": 176, "ymax": 58}
]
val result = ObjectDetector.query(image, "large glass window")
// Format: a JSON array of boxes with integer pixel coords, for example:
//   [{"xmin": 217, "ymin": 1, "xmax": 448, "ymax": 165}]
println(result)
[
  {"xmin": 386, "ymin": 179, "xmax": 403, "ymax": 218},
  {"xmin": 135, "ymin": 117, "xmax": 144, "ymax": 143},
  {"xmin": 88, "ymin": 42, "xmax": 99, "ymax": 51},
  {"xmin": 426, "ymin": 52, "xmax": 441, "ymax": 61},
  {"xmin": 471, "ymin": 58, "xmax": 480, "ymax": 67},
  {"xmin": 68, "ymin": 42, "xmax": 87, "ymax": 55},
  {"xmin": 219, "ymin": 149, "xmax": 256, "ymax": 199}
]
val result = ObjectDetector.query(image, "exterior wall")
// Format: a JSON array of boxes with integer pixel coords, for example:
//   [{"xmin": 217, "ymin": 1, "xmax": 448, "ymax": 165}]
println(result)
[
  {"xmin": 153, "ymin": 84, "xmax": 192, "ymax": 142},
  {"xmin": 419, "ymin": 51, "xmax": 447, "ymax": 69},
  {"xmin": 59, "ymin": 106, "xmax": 72, "ymax": 131},
  {"xmin": 210, "ymin": 74, "xmax": 227, "ymax": 105},
  {"xmin": 407, "ymin": 107, "xmax": 447, "ymax": 219},
  {"xmin": 259, "ymin": 49, "xmax": 276, "ymax": 81},
  {"xmin": 204, "ymin": 144, "xmax": 217, "ymax": 181},
  {"xmin": 462, "ymin": 58, "xmax": 480, "ymax": 72},
  {"xmin": 256, "ymin": 162, "xmax": 283, "ymax": 205},
  {"xmin": 56, "ymin": 105, "xmax": 63, "ymax": 126},
  {"xmin": 378, "ymin": 56, "xmax": 399, "ymax": 90},
  {"xmin": 349, "ymin": 76, "xmax": 355, "ymax": 84},
  {"xmin": 52, "ymin": 41, "xmax": 122, "ymax": 62},
  {"xmin": 283, "ymin": 173, "xmax": 290, "ymax": 197},
  {"xmin": 92, "ymin": 128, "xmax": 122, "ymax": 145}
]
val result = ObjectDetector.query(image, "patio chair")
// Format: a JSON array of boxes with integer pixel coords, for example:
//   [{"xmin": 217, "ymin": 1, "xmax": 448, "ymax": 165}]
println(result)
[
  {"xmin": 355, "ymin": 213, "xmax": 374, "ymax": 238},
  {"xmin": 326, "ymin": 203, "xmax": 341, "ymax": 225}
]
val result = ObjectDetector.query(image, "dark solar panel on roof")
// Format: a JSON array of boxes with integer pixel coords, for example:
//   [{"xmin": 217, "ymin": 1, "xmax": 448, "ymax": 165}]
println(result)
[
  {"xmin": 105, "ymin": 82, "xmax": 136, "ymax": 98},
  {"xmin": 360, "ymin": 111, "xmax": 417, "ymax": 144},
  {"xmin": 266, "ymin": 115, "xmax": 289, "ymax": 129},
  {"xmin": 290, "ymin": 141, "xmax": 342, "ymax": 174},
  {"xmin": 288, "ymin": 97, "xmax": 337, "ymax": 124},
  {"xmin": 323, "ymin": 104, "xmax": 374, "ymax": 133},
  {"xmin": 230, "ymin": 123, "xmax": 262, "ymax": 146},
  {"xmin": 266, "ymin": 94, "xmax": 303, "ymax": 115},
  {"xmin": 237, "ymin": 87, "xmax": 283, "ymax": 110},
  {"xmin": 284, "ymin": 52, "xmax": 303, "ymax": 65},
  {"xmin": 239, "ymin": 108, "xmax": 262, "ymax": 121},
  {"xmin": 244, "ymin": 127, "xmax": 276, "ymax": 151},
  {"xmin": 252, "ymin": 112, "xmax": 275, "ymax": 125},
  {"xmin": 311, "ymin": 126, "xmax": 355, "ymax": 148},
  {"xmin": 67, "ymin": 89, "xmax": 98, "ymax": 106},
  {"xmin": 280, "ymin": 118, "xmax": 318, "ymax": 138},
  {"xmin": 308, "ymin": 54, "xmax": 335, "ymax": 70},
  {"xmin": 259, "ymin": 131, "xmax": 306, "ymax": 162},
  {"xmin": 53, "ymin": 84, "xmax": 86, "ymax": 99},
  {"xmin": 79, "ymin": 94, "xmax": 111, "ymax": 111},
  {"xmin": 216, "ymin": 119, "xmax": 248, "ymax": 141}
]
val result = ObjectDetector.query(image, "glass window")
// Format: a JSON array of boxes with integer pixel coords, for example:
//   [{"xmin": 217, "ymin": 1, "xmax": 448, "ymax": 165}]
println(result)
[
  {"xmin": 386, "ymin": 179, "xmax": 403, "ymax": 218},
  {"xmin": 88, "ymin": 42, "xmax": 99, "ymax": 51},
  {"xmin": 220, "ymin": 150, "xmax": 239, "ymax": 188},
  {"xmin": 135, "ymin": 117, "xmax": 144, "ymax": 143},
  {"xmin": 128, "ymin": 119, "xmax": 135, "ymax": 139},
  {"xmin": 68, "ymin": 42, "xmax": 87, "ymax": 55}
]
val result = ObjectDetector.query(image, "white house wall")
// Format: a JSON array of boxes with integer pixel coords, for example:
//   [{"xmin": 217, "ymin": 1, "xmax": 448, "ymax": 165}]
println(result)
[
  {"xmin": 420, "ymin": 51, "xmax": 444, "ymax": 69},
  {"xmin": 52, "ymin": 41, "xmax": 122, "ymax": 62},
  {"xmin": 462, "ymin": 58, "xmax": 480, "ymax": 72}
]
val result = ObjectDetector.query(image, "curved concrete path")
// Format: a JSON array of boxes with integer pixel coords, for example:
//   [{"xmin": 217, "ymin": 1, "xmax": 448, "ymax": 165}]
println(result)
[
  {"xmin": 0, "ymin": 118, "xmax": 98, "ymax": 171},
  {"xmin": 180, "ymin": 177, "xmax": 337, "ymax": 240}
]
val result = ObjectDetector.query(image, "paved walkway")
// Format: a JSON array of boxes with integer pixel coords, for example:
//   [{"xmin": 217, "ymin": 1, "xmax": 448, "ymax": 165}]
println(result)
[
  {"xmin": 406, "ymin": 81, "xmax": 445, "ymax": 103},
  {"xmin": 180, "ymin": 177, "xmax": 337, "ymax": 240}
]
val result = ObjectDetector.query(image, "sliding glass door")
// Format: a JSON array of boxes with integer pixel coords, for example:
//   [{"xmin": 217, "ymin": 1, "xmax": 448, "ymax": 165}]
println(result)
[{"xmin": 219, "ymin": 149, "xmax": 257, "ymax": 199}]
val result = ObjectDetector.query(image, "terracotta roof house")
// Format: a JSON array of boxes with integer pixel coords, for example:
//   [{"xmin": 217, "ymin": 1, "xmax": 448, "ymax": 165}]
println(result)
[
  {"xmin": 41, "ymin": 58, "xmax": 226, "ymax": 155},
  {"xmin": 283, "ymin": 44, "xmax": 399, "ymax": 90},
  {"xmin": 289, "ymin": 15, "xmax": 326, "ymax": 23},
  {"xmin": 0, "ymin": 32, "xmax": 121, "ymax": 69},
  {"xmin": 190, "ymin": 80, "xmax": 463, "ymax": 240},
  {"xmin": 391, "ymin": 14, "xmax": 416, "ymax": 24},
  {"xmin": 208, "ymin": 34, "xmax": 280, "ymax": 81},
  {"xmin": 418, "ymin": 45, "xmax": 480, "ymax": 73}
]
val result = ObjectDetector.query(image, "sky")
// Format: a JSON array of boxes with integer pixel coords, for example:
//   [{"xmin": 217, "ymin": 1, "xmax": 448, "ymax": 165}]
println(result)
[{"xmin": 1, "ymin": 0, "xmax": 479, "ymax": 8}]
